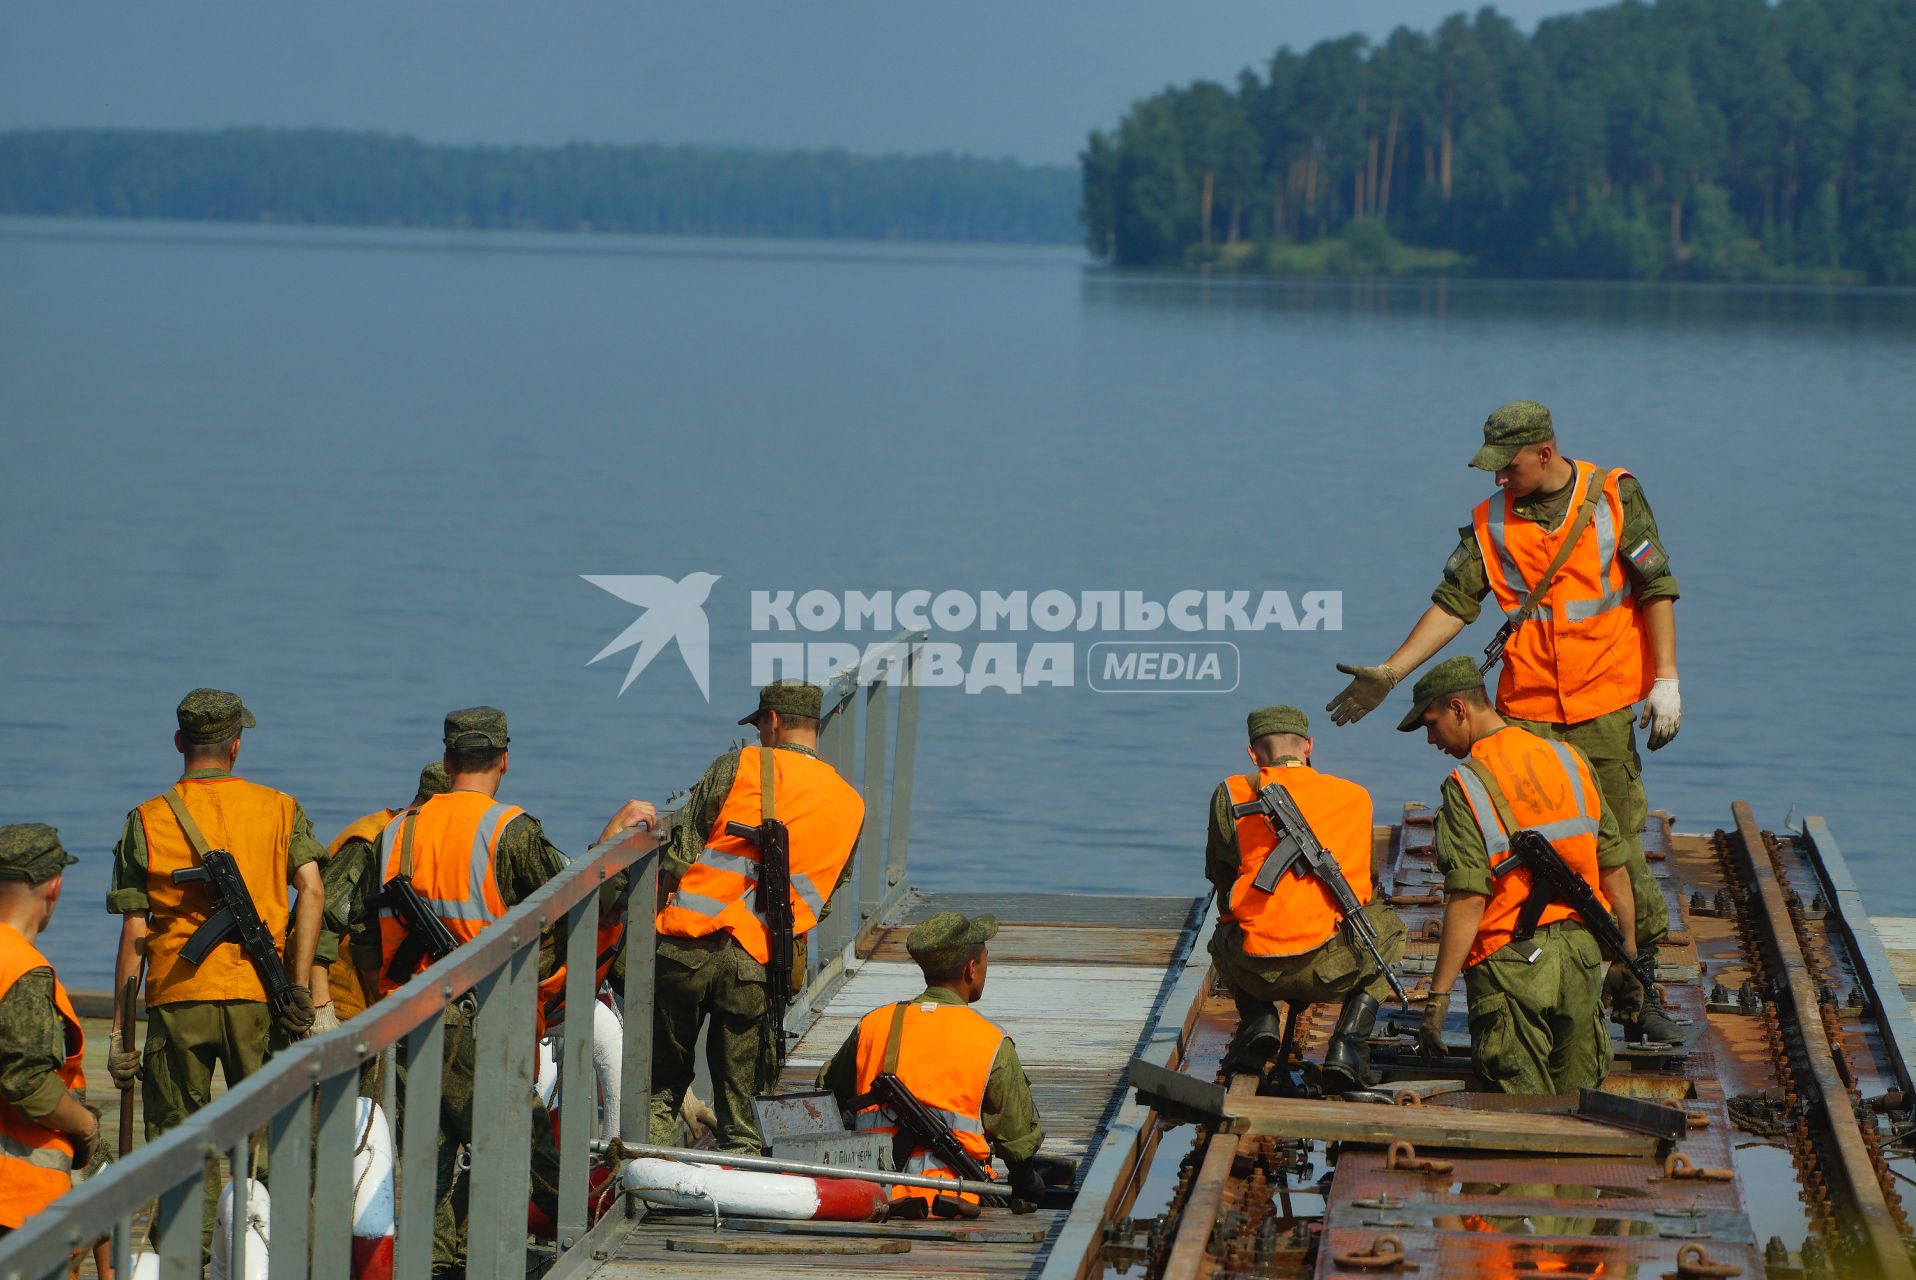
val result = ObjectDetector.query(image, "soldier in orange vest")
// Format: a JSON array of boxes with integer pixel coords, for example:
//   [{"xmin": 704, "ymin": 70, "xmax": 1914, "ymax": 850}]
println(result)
[
  {"xmin": 0, "ymin": 825, "xmax": 103, "ymax": 1243},
  {"xmin": 815, "ymin": 912, "xmax": 1048, "ymax": 1215},
  {"xmin": 1401, "ymin": 659, "xmax": 1640, "ymax": 1093},
  {"xmin": 350, "ymin": 706, "xmax": 653, "ymax": 1274},
  {"xmin": 105, "ymin": 689, "xmax": 328, "ymax": 1246},
  {"xmin": 310, "ymin": 761, "xmax": 449, "ymax": 1026},
  {"xmin": 1205, "ymin": 706, "xmax": 1406, "ymax": 1094},
  {"xmin": 653, "ymin": 680, "xmax": 865, "ymax": 1153},
  {"xmin": 1326, "ymin": 401, "xmax": 1682, "ymax": 1044}
]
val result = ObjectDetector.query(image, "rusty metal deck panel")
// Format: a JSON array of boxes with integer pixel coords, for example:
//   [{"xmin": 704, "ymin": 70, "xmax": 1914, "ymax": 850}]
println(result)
[{"xmin": 595, "ymin": 890, "xmax": 1203, "ymax": 1278}]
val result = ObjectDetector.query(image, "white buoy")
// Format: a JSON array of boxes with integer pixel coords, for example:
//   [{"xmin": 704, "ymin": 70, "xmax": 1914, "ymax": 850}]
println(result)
[
  {"xmin": 211, "ymin": 1178, "xmax": 270, "ymax": 1280},
  {"xmin": 619, "ymin": 1157, "xmax": 887, "ymax": 1221},
  {"xmin": 129, "ymin": 1253, "xmax": 160, "ymax": 1280},
  {"xmin": 534, "ymin": 1035, "xmax": 560, "ymax": 1107},
  {"xmin": 350, "ymin": 1098, "xmax": 395, "ymax": 1280},
  {"xmin": 590, "ymin": 998, "xmax": 623, "ymax": 1140}
]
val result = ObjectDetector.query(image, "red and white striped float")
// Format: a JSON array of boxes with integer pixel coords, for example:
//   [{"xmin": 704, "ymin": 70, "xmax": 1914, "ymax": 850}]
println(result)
[
  {"xmin": 350, "ymin": 1099, "xmax": 395, "ymax": 1280},
  {"xmin": 619, "ymin": 1157, "xmax": 889, "ymax": 1222}
]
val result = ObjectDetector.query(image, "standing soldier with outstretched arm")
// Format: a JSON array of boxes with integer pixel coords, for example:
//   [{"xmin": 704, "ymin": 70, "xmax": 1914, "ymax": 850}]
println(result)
[
  {"xmin": 1326, "ymin": 401, "xmax": 1683, "ymax": 1044},
  {"xmin": 104, "ymin": 689, "xmax": 328, "ymax": 1247},
  {"xmin": 652, "ymin": 679, "xmax": 865, "ymax": 1154}
]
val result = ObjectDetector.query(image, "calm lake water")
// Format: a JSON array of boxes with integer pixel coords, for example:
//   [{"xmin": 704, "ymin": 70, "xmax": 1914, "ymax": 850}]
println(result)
[{"xmin": 3, "ymin": 217, "xmax": 1913, "ymax": 987}]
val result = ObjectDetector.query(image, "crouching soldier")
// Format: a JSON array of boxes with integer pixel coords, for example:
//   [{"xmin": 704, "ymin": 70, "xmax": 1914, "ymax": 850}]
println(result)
[{"xmin": 1205, "ymin": 706, "xmax": 1406, "ymax": 1093}]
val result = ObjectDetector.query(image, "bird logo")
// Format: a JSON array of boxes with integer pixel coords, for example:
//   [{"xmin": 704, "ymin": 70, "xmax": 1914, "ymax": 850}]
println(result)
[{"xmin": 582, "ymin": 572, "xmax": 721, "ymax": 699}]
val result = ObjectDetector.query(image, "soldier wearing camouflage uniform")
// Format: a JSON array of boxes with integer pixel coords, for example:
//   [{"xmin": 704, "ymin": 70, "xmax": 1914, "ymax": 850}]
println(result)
[
  {"xmin": 1404, "ymin": 659, "xmax": 1639, "ymax": 1093},
  {"xmin": 348, "ymin": 707, "xmax": 651, "ymax": 1273},
  {"xmin": 0, "ymin": 826, "xmax": 103, "ymax": 1238},
  {"xmin": 816, "ymin": 912, "xmax": 1048, "ymax": 1214},
  {"xmin": 1205, "ymin": 706, "xmax": 1406, "ymax": 1094},
  {"xmin": 312, "ymin": 762, "xmax": 449, "ymax": 1025},
  {"xmin": 1326, "ymin": 401, "xmax": 1683, "ymax": 1044},
  {"xmin": 106, "ymin": 690, "xmax": 328, "ymax": 1246},
  {"xmin": 651, "ymin": 680, "xmax": 864, "ymax": 1154}
]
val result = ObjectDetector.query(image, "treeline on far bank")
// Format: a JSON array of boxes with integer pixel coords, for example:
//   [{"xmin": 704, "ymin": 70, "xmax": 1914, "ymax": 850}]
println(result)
[
  {"xmin": 0, "ymin": 128, "xmax": 1081, "ymax": 245},
  {"xmin": 1079, "ymin": 0, "xmax": 1916, "ymax": 283}
]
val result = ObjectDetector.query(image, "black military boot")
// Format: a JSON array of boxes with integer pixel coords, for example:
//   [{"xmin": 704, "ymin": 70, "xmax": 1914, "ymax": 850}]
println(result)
[
  {"xmin": 1223, "ymin": 1011, "xmax": 1282, "ymax": 1075},
  {"xmin": 1319, "ymin": 991, "xmax": 1381, "ymax": 1094},
  {"xmin": 1628, "ymin": 983, "xmax": 1688, "ymax": 1046}
]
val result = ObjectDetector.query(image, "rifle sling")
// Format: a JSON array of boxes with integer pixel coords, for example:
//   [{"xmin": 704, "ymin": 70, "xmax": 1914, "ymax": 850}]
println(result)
[
  {"xmin": 761, "ymin": 743, "xmax": 776, "ymax": 823},
  {"xmin": 397, "ymin": 807, "xmax": 422, "ymax": 880},
  {"xmin": 1508, "ymin": 466, "xmax": 1610, "ymax": 627},
  {"xmin": 161, "ymin": 786, "xmax": 218, "ymax": 860},
  {"xmin": 882, "ymin": 1001, "xmax": 910, "ymax": 1075}
]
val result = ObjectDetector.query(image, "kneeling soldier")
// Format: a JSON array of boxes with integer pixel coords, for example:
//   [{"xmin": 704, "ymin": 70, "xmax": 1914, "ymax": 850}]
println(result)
[
  {"xmin": 816, "ymin": 912, "xmax": 1047, "ymax": 1215},
  {"xmin": 1205, "ymin": 706, "xmax": 1406, "ymax": 1093},
  {"xmin": 1403, "ymin": 658, "xmax": 1639, "ymax": 1093}
]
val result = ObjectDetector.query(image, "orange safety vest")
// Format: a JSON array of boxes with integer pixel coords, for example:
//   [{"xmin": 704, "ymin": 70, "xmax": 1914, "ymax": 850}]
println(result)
[
  {"xmin": 1449, "ymin": 727, "xmax": 1608, "ymax": 969},
  {"xmin": 850, "ymin": 999, "xmax": 1003, "ymax": 1205},
  {"xmin": 655, "ymin": 747, "xmax": 864, "ymax": 964},
  {"xmin": 139, "ymin": 775, "xmax": 297, "ymax": 1005},
  {"xmin": 1471, "ymin": 461, "xmax": 1655, "ymax": 724},
  {"xmin": 0, "ymin": 925, "xmax": 84, "ymax": 1229},
  {"xmin": 374, "ymin": 791, "xmax": 519, "ymax": 998},
  {"xmin": 1222, "ymin": 763, "xmax": 1374, "ymax": 957},
  {"xmin": 325, "ymin": 808, "xmax": 398, "ymax": 1020}
]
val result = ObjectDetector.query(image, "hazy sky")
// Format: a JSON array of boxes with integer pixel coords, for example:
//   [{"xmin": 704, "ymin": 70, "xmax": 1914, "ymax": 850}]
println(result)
[{"xmin": 2, "ymin": 2, "xmax": 1598, "ymax": 166}]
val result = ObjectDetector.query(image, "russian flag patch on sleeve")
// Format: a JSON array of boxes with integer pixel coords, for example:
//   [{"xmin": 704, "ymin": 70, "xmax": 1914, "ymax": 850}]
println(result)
[{"xmin": 1628, "ymin": 539, "xmax": 1656, "ymax": 566}]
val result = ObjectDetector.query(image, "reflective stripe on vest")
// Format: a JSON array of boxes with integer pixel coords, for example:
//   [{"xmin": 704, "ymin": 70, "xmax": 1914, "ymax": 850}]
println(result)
[
  {"xmin": 1472, "ymin": 461, "xmax": 1654, "ymax": 723},
  {"xmin": 1221, "ymin": 764, "xmax": 1374, "ymax": 958},
  {"xmin": 853, "ymin": 1104, "xmax": 985, "ymax": 1136},
  {"xmin": 654, "ymin": 746, "xmax": 864, "ymax": 964},
  {"xmin": 1450, "ymin": 728, "xmax": 1609, "ymax": 969},
  {"xmin": 0, "ymin": 924, "xmax": 84, "ymax": 1228},
  {"xmin": 374, "ymin": 792, "xmax": 520, "ymax": 1001},
  {"xmin": 378, "ymin": 799, "xmax": 513, "ymax": 925}
]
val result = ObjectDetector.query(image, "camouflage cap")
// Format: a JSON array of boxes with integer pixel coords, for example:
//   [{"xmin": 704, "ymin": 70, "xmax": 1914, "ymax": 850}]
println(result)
[
  {"xmin": 1246, "ymin": 705, "xmax": 1309, "ymax": 741},
  {"xmin": 443, "ymin": 706, "xmax": 509, "ymax": 750},
  {"xmin": 737, "ymin": 679, "xmax": 824, "ymax": 726},
  {"xmin": 176, "ymin": 688, "xmax": 256, "ymax": 744},
  {"xmin": 415, "ymin": 761, "xmax": 451, "ymax": 801},
  {"xmin": 1396, "ymin": 656, "xmax": 1489, "ymax": 732},
  {"xmin": 1469, "ymin": 400, "xmax": 1555, "ymax": 471},
  {"xmin": 0, "ymin": 824, "xmax": 77, "ymax": 884},
  {"xmin": 905, "ymin": 911, "xmax": 998, "ymax": 977}
]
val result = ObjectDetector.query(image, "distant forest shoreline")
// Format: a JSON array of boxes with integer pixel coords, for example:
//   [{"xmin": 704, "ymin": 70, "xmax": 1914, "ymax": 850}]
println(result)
[
  {"xmin": 1080, "ymin": 0, "xmax": 1916, "ymax": 285},
  {"xmin": 0, "ymin": 128, "xmax": 1081, "ymax": 246}
]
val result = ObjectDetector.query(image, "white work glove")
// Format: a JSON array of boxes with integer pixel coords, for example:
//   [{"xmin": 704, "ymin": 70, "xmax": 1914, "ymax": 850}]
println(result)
[
  {"xmin": 1637, "ymin": 678, "xmax": 1681, "ymax": 751},
  {"xmin": 310, "ymin": 1001, "xmax": 340, "ymax": 1034}
]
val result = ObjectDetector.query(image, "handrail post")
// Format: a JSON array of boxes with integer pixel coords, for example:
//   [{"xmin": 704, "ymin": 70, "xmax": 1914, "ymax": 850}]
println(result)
[
  {"xmin": 311, "ymin": 1067, "xmax": 356, "ymax": 1280},
  {"xmin": 394, "ymin": 1008, "xmax": 445, "ymax": 1280},
  {"xmin": 555, "ymin": 889, "xmax": 599, "ymax": 1248},
  {"xmin": 267, "ymin": 1088, "xmax": 313, "ymax": 1280},
  {"xmin": 619, "ymin": 853, "xmax": 657, "ymax": 1150},
  {"xmin": 859, "ymin": 677, "xmax": 891, "ymax": 940},
  {"xmin": 883, "ymin": 641, "xmax": 922, "ymax": 921}
]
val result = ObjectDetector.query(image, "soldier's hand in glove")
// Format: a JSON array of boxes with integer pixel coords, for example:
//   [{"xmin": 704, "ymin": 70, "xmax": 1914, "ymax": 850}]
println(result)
[
  {"xmin": 276, "ymin": 985, "xmax": 317, "ymax": 1039},
  {"xmin": 1326, "ymin": 663, "xmax": 1400, "ymax": 726},
  {"xmin": 1415, "ymin": 991, "xmax": 1451, "ymax": 1065},
  {"xmin": 107, "ymin": 1030, "xmax": 142, "ymax": 1089},
  {"xmin": 1637, "ymin": 678, "xmax": 1681, "ymax": 750},
  {"xmin": 1602, "ymin": 959, "xmax": 1646, "ymax": 1019},
  {"xmin": 310, "ymin": 1001, "xmax": 340, "ymax": 1034},
  {"xmin": 68, "ymin": 1100, "xmax": 103, "ymax": 1172}
]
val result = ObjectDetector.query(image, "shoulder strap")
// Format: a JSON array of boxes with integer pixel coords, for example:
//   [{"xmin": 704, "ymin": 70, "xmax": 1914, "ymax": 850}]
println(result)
[
  {"xmin": 396, "ymin": 807, "xmax": 423, "ymax": 879},
  {"xmin": 162, "ymin": 786, "xmax": 215, "ymax": 859},
  {"xmin": 1513, "ymin": 466, "xmax": 1610, "ymax": 623},
  {"xmin": 760, "ymin": 746, "xmax": 777, "ymax": 823},
  {"xmin": 1460, "ymin": 759, "xmax": 1522, "ymax": 838},
  {"xmin": 882, "ymin": 1001, "xmax": 910, "ymax": 1074}
]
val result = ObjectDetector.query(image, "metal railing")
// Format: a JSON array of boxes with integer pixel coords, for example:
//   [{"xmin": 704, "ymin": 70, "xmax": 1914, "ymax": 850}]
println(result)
[{"xmin": 0, "ymin": 629, "xmax": 928, "ymax": 1280}]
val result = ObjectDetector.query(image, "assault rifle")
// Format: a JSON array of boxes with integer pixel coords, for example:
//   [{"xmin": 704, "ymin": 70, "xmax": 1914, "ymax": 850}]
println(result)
[
  {"xmin": 171, "ymin": 848, "xmax": 297, "ymax": 1013},
  {"xmin": 1232, "ymin": 781, "xmax": 1410, "ymax": 1007},
  {"xmin": 1480, "ymin": 619, "xmax": 1514, "ymax": 676},
  {"xmin": 725, "ymin": 815, "xmax": 796, "ymax": 1085},
  {"xmin": 1493, "ymin": 828, "xmax": 1656, "ymax": 993},
  {"xmin": 848, "ymin": 1073, "xmax": 1014, "ymax": 1211},
  {"xmin": 369, "ymin": 872, "xmax": 461, "ymax": 983}
]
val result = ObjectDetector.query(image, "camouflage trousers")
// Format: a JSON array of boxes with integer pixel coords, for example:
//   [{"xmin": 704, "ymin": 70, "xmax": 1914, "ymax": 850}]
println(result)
[
  {"xmin": 141, "ymin": 1000, "xmax": 286, "ymax": 1250},
  {"xmin": 396, "ymin": 1002, "xmax": 562, "ymax": 1270},
  {"xmin": 1210, "ymin": 899, "xmax": 1407, "ymax": 1017},
  {"xmin": 1463, "ymin": 921, "xmax": 1610, "ymax": 1094},
  {"xmin": 650, "ymin": 934, "xmax": 768, "ymax": 1155}
]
